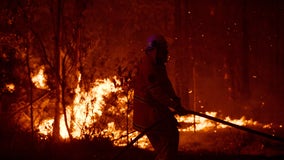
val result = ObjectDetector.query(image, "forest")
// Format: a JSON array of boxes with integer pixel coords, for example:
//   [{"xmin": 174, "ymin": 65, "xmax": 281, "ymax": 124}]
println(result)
[{"xmin": 1, "ymin": 0, "xmax": 284, "ymax": 159}]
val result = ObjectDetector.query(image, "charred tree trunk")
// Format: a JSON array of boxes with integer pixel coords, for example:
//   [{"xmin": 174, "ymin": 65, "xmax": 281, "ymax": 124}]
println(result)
[
  {"xmin": 174, "ymin": 0, "xmax": 192, "ymax": 109},
  {"xmin": 26, "ymin": 31, "xmax": 34, "ymax": 139},
  {"xmin": 272, "ymin": 0, "xmax": 283, "ymax": 92},
  {"xmin": 53, "ymin": 0, "xmax": 63, "ymax": 142},
  {"xmin": 240, "ymin": 0, "xmax": 250, "ymax": 99},
  {"xmin": 62, "ymin": 56, "xmax": 72, "ymax": 140},
  {"xmin": 174, "ymin": 0, "xmax": 181, "ymax": 97},
  {"xmin": 224, "ymin": 1, "xmax": 250, "ymax": 101}
]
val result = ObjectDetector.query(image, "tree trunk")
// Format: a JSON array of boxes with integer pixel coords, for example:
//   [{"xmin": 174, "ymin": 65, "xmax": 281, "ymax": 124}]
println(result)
[
  {"xmin": 174, "ymin": 0, "xmax": 192, "ymax": 109},
  {"xmin": 240, "ymin": 0, "xmax": 250, "ymax": 99},
  {"xmin": 272, "ymin": 0, "xmax": 283, "ymax": 92},
  {"xmin": 26, "ymin": 31, "xmax": 34, "ymax": 139},
  {"xmin": 62, "ymin": 56, "xmax": 73, "ymax": 140},
  {"xmin": 53, "ymin": 0, "xmax": 63, "ymax": 142}
]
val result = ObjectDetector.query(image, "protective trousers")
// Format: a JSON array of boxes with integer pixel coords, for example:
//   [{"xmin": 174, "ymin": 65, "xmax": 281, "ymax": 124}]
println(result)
[{"xmin": 146, "ymin": 120, "xmax": 179, "ymax": 160}]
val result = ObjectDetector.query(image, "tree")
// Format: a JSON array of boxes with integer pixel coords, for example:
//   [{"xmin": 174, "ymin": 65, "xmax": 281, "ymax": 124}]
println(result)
[
  {"xmin": 173, "ymin": 0, "xmax": 192, "ymax": 109},
  {"xmin": 0, "ymin": 0, "xmax": 34, "ymax": 138},
  {"xmin": 240, "ymin": 0, "xmax": 250, "ymax": 99}
]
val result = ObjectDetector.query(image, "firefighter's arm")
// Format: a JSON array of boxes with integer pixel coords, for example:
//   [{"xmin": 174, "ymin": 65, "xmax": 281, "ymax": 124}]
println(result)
[
  {"xmin": 147, "ymin": 76, "xmax": 189, "ymax": 115},
  {"xmin": 145, "ymin": 64, "xmax": 189, "ymax": 114},
  {"xmin": 173, "ymin": 104, "xmax": 189, "ymax": 116},
  {"xmin": 167, "ymin": 97, "xmax": 189, "ymax": 116},
  {"xmin": 149, "ymin": 86, "xmax": 189, "ymax": 116}
]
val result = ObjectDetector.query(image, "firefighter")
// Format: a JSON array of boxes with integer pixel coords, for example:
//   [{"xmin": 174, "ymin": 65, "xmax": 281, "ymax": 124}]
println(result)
[{"xmin": 133, "ymin": 34, "xmax": 188, "ymax": 160}]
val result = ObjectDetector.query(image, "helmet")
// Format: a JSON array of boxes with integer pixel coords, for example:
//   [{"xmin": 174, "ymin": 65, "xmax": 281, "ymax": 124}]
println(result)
[
  {"xmin": 145, "ymin": 34, "xmax": 168, "ymax": 52},
  {"xmin": 145, "ymin": 34, "xmax": 169, "ymax": 64}
]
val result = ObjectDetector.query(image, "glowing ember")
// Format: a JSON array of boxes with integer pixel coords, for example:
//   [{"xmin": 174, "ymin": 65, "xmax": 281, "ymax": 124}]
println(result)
[
  {"xmin": 31, "ymin": 66, "xmax": 48, "ymax": 89},
  {"xmin": 38, "ymin": 116, "xmax": 70, "ymax": 139},
  {"xmin": 5, "ymin": 83, "xmax": 15, "ymax": 93},
  {"xmin": 263, "ymin": 123, "xmax": 273, "ymax": 129},
  {"xmin": 38, "ymin": 119, "xmax": 53, "ymax": 137}
]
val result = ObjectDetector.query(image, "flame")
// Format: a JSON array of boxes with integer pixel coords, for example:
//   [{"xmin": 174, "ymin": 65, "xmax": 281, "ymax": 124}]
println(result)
[
  {"xmin": 31, "ymin": 66, "xmax": 48, "ymax": 89},
  {"xmin": 37, "ymin": 74, "xmax": 152, "ymax": 148},
  {"xmin": 38, "ymin": 75, "xmax": 127, "ymax": 138},
  {"xmin": 176, "ymin": 112, "xmax": 272, "ymax": 132},
  {"xmin": 70, "ymin": 75, "xmax": 122, "ymax": 138},
  {"xmin": 38, "ymin": 119, "xmax": 53, "ymax": 137},
  {"xmin": 35, "ymin": 73, "xmax": 278, "ymax": 150},
  {"xmin": 5, "ymin": 83, "xmax": 15, "ymax": 93}
]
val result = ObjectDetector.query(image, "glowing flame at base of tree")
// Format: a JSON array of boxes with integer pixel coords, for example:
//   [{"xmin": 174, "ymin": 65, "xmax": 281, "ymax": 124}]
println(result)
[
  {"xmin": 31, "ymin": 66, "xmax": 49, "ymax": 90},
  {"xmin": 38, "ymin": 74, "xmax": 129, "ymax": 140}
]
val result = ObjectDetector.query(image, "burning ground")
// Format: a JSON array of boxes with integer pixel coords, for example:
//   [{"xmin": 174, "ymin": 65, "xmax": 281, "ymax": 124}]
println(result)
[
  {"xmin": 1, "ymin": 121, "xmax": 284, "ymax": 160},
  {"xmin": 1, "ymin": 69, "xmax": 284, "ymax": 160}
]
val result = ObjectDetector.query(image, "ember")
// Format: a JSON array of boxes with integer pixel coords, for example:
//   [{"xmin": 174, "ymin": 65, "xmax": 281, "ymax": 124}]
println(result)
[{"xmin": 4, "ymin": 83, "xmax": 15, "ymax": 93}]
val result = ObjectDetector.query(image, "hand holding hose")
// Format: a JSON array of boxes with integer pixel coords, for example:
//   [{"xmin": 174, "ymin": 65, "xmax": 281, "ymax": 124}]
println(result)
[{"xmin": 175, "ymin": 105, "xmax": 190, "ymax": 116}]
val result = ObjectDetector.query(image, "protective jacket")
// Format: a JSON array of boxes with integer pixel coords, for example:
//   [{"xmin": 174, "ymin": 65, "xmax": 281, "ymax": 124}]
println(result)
[{"xmin": 133, "ymin": 54, "xmax": 181, "ymax": 131}]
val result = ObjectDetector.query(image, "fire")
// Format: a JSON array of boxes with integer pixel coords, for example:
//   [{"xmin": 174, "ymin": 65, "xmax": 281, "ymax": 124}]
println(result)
[
  {"xmin": 5, "ymin": 83, "xmax": 15, "ymax": 93},
  {"xmin": 37, "ymin": 74, "xmax": 132, "ymax": 140},
  {"xmin": 31, "ymin": 66, "xmax": 48, "ymax": 89},
  {"xmin": 176, "ymin": 112, "xmax": 272, "ymax": 132},
  {"xmin": 35, "ymin": 72, "xmax": 152, "ymax": 148},
  {"xmin": 37, "ymin": 119, "xmax": 53, "ymax": 136},
  {"xmin": 69, "ymin": 75, "xmax": 122, "ymax": 138},
  {"xmin": 31, "ymin": 68, "xmax": 277, "ymax": 149}
]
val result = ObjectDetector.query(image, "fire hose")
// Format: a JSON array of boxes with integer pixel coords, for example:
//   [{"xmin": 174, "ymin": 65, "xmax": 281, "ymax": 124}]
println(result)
[{"xmin": 113, "ymin": 109, "xmax": 284, "ymax": 160}]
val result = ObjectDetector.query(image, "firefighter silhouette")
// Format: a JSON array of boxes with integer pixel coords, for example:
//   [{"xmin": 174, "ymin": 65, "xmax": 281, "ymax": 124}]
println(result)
[{"xmin": 133, "ymin": 34, "xmax": 188, "ymax": 160}]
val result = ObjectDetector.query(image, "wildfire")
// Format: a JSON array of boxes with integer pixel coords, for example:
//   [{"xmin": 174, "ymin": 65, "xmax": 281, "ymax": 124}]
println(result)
[
  {"xmin": 37, "ymin": 74, "xmax": 124, "ymax": 138},
  {"xmin": 4, "ymin": 83, "xmax": 15, "ymax": 93},
  {"xmin": 176, "ymin": 112, "xmax": 270, "ymax": 132},
  {"xmin": 70, "ymin": 75, "xmax": 123, "ymax": 138},
  {"xmin": 31, "ymin": 67, "xmax": 277, "ymax": 150},
  {"xmin": 34, "ymin": 71, "xmax": 151, "ymax": 148},
  {"xmin": 31, "ymin": 66, "xmax": 48, "ymax": 89}
]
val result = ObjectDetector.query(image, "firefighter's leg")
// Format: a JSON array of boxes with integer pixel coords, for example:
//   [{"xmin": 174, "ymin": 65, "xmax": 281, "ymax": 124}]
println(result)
[{"xmin": 147, "ymin": 122, "xmax": 179, "ymax": 160}]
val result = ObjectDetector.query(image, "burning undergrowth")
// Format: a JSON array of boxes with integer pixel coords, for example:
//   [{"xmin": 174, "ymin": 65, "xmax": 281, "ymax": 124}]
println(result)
[
  {"xmin": 13, "ymin": 72, "xmax": 134, "ymax": 143},
  {"xmin": 4, "ymin": 66, "xmax": 284, "ymax": 159}
]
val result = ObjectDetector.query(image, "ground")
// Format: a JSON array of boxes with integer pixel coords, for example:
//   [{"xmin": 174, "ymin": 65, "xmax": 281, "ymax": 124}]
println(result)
[{"xmin": 1, "ymin": 129, "xmax": 284, "ymax": 160}]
